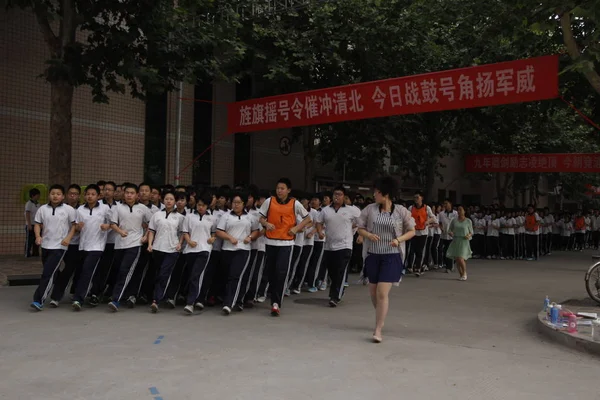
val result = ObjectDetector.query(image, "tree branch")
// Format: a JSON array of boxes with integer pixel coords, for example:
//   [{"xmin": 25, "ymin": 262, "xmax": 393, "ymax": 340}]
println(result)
[
  {"xmin": 30, "ymin": 0, "xmax": 60, "ymax": 53},
  {"xmin": 560, "ymin": 11, "xmax": 600, "ymax": 95}
]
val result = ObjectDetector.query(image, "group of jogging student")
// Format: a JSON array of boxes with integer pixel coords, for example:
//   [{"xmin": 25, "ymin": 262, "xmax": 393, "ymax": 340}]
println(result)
[{"xmin": 28, "ymin": 178, "xmax": 379, "ymax": 318}]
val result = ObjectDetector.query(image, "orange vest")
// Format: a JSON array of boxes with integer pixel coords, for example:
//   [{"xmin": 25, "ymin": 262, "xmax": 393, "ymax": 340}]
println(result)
[
  {"xmin": 265, "ymin": 196, "xmax": 296, "ymax": 241},
  {"xmin": 525, "ymin": 214, "xmax": 539, "ymax": 232},
  {"xmin": 575, "ymin": 216, "xmax": 586, "ymax": 231},
  {"xmin": 411, "ymin": 205, "xmax": 427, "ymax": 231}
]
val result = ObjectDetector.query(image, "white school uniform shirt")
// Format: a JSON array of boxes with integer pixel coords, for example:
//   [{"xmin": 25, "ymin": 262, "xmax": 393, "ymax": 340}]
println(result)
[
  {"xmin": 427, "ymin": 215, "xmax": 436, "ymax": 237},
  {"xmin": 408, "ymin": 205, "xmax": 436, "ymax": 237},
  {"xmin": 211, "ymin": 209, "xmax": 227, "ymax": 251},
  {"xmin": 182, "ymin": 210, "xmax": 216, "ymax": 254},
  {"xmin": 100, "ymin": 200, "xmax": 119, "ymax": 244},
  {"xmin": 585, "ymin": 216, "xmax": 592, "ymax": 232},
  {"xmin": 506, "ymin": 217, "xmax": 516, "ymax": 235},
  {"xmin": 320, "ymin": 204, "xmax": 361, "ymax": 251},
  {"xmin": 517, "ymin": 216, "xmax": 526, "ymax": 234},
  {"xmin": 217, "ymin": 211, "xmax": 260, "ymax": 251},
  {"xmin": 473, "ymin": 217, "xmax": 486, "ymax": 235},
  {"xmin": 24, "ymin": 200, "xmax": 40, "ymax": 225},
  {"xmin": 543, "ymin": 215, "xmax": 554, "ymax": 235},
  {"xmin": 552, "ymin": 217, "xmax": 561, "ymax": 235},
  {"xmin": 77, "ymin": 202, "xmax": 111, "ymax": 252},
  {"xmin": 294, "ymin": 213, "xmax": 306, "ymax": 246},
  {"xmin": 438, "ymin": 210, "xmax": 458, "ymax": 241},
  {"xmin": 148, "ymin": 209, "xmax": 185, "ymax": 253},
  {"xmin": 313, "ymin": 208, "xmax": 325, "ymax": 242},
  {"xmin": 247, "ymin": 208, "xmax": 261, "ymax": 250},
  {"xmin": 559, "ymin": 220, "xmax": 572, "ymax": 237},
  {"xmin": 304, "ymin": 208, "xmax": 319, "ymax": 246},
  {"xmin": 593, "ymin": 215, "xmax": 600, "ymax": 231},
  {"xmin": 487, "ymin": 219, "xmax": 500, "ymax": 237},
  {"xmin": 34, "ymin": 203, "xmax": 77, "ymax": 250},
  {"xmin": 259, "ymin": 197, "xmax": 309, "ymax": 247},
  {"xmin": 111, "ymin": 202, "xmax": 153, "ymax": 250}
]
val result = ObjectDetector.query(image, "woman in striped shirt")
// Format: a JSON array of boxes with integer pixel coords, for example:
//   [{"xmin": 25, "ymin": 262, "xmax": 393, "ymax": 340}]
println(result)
[{"xmin": 357, "ymin": 177, "xmax": 415, "ymax": 343}]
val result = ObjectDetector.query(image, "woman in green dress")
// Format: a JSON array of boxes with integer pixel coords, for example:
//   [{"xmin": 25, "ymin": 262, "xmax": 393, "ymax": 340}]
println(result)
[{"xmin": 446, "ymin": 205, "xmax": 473, "ymax": 281}]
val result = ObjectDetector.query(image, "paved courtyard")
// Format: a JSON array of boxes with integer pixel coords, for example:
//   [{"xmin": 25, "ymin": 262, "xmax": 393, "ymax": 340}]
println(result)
[{"xmin": 1, "ymin": 250, "xmax": 599, "ymax": 400}]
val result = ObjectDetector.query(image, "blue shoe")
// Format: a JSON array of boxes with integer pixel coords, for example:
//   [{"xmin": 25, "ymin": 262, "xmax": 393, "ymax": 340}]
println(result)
[
  {"xmin": 30, "ymin": 301, "xmax": 43, "ymax": 311},
  {"xmin": 108, "ymin": 301, "xmax": 119, "ymax": 312}
]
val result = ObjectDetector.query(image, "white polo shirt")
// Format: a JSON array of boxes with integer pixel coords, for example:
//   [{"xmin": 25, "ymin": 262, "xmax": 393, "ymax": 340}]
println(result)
[
  {"xmin": 259, "ymin": 198, "xmax": 309, "ymax": 247},
  {"xmin": 320, "ymin": 204, "xmax": 361, "ymax": 251},
  {"xmin": 294, "ymin": 213, "xmax": 305, "ymax": 247},
  {"xmin": 211, "ymin": 209, "xmax": 227, "ymax": 251},
  {"xmin": 182, "ymin": 211, "xmax": 216, "ymax": 254},
  {"xmin": 76, "ymin": 202, "xmax": 111, "ymax": 252},
  {"xmin": 543, "ymin": 215, "xmax": 555, "ymax": 235},
  {"xmin": 148, "ymin": 210, "xmax": 185, "ymax": 253},
  {"xmin": 100, "ymin": 200, "xmax": 119, "ymax": 245},
  {"xmin": 111, "ymin": 202, "xmax": 153, "ymax": 250},
  {"xmin": 439, "ymin": 210, "xmax": 458, "ymax": 241},
  {"xmin": 217, "ymin": 211, "xmax": 260, "ymax": 252},
  {"xmin": 247, "ymin": 208, "xmax": 261, "ymax": 250},
  {"xmin": 313, "ymin": 208, "xmax": 325, "ymax": 243},
  {"xmin": 487, "ymin": 219, "xmax": 500, "ymax": 237},
  {"xmin": 34, "ymin": 203, "xmax": 76, "ymax": 250},
  {"xmin": 304, "ymin": 208, "xmax": 320, "ymax": 246},
  {"xmin": 24, "ymin": 200, "xmax": 40, "ymax": 225},
  {"xmin": 473, "ymin": 217, "xmax": 486, "ymax": 235}
]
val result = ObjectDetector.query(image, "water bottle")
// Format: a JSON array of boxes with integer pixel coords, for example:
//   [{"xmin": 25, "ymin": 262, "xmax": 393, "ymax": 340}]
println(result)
[
  {"xmin": 547, "ymin": 304, "xmax": 554, "ymax": 321},
  {"xmin": 550, "ymin": 305, "xmax": 559, "ymax": 324},
  {"xmin": 543, "ymin": 296, "xmax": 550, "ymax": 312},
  {"xmin": 568, "ymin": 314, "xmax": 577, "ymax": 333}
]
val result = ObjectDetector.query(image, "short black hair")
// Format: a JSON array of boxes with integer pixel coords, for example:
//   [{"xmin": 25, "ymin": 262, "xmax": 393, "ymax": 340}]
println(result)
[
  {"xmin": 414, "ymin": 191, "xmax": 424, "ymax": 197},
  {"xmin": 139, "ymin": 182, "xmax": 151, "ymax": 190},
  {"xmin": 175, "ymin": 192, "xmax": 188, "ymax": 203},
  {"xmin": 196, "ymin": 192, "xmax": 213, "ymax": 206},
  {"xmin": 48, "ymin": 184, "xmax": 65, "ymax": 195},
  {"xmin": 373, "ymin": 176, "xmax": 398, "ymax": 199},
  {"xmin": 277, "ymin": 177, "xmax": 292, "ymax": 189},
  {"xmin": 123, "ymin": 183, "xmax": 139, "ymax": 193},
  {"xmin": 311, "ymin": 193, "xmax": 323, "ymax": 202},
  {"xmin": 96, "ymin": 180, "xmax": 106, "ymax": 187},
  {"xmin": 85, "ymin": 184, "xmax": 101, "ymax": 195},
  {"xmin": 162, "ymin": 190, "xmax": 176, "ymax": 200},
  {"xmin": 332, "ymin": 185, "xmax": 346, "ymax": 195},
  {"xmin": 104, "ymin": 181, "xmax": 117, "ymax": 190},
  {"xmin": 323, "ymin": 191, "xmax": 333, "ymax": 199},
  {"xmin": 444, "ymin": 198, "xmax": 452, "ymax": 204},
  {"xmin": 258, "ymin": 189, "xmax": 270, "ymax": 200},
  {"xmin": 150, "ymin": 185, "xmax": 161, "ymax": 193},
  {"xmin": 163, "ymin": 184, "xmax": 175, "ymax": 193},
  {"xmin": 68, "ymin": 184, "xmax": 81, "ymax": 193},
  {"xmin": 230, "ymin": 191, "xmax": 246, "ymax": 204},
  {"xmin": 29, "ymin": 188, "xmax": 40, "ymax": 198}
]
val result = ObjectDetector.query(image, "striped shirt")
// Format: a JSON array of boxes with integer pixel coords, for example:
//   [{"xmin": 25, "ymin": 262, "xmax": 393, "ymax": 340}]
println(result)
[{"xmin": 368, "ymin": 212, "xmax": 400, "ymax": 255}]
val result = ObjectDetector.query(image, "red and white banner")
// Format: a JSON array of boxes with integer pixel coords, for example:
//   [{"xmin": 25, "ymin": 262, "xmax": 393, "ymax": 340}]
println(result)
[
  {"xmin": 227, "ymin": 55, "xmax": 559, "ymax": 134},
  {"xmin": 465, "ymin": 153, "xmax": 600, "ymax": 173}
]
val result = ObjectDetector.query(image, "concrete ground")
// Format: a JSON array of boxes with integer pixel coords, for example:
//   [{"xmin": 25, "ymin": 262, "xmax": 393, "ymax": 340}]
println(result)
[{"xmin": 1, "ymin": 250, "xmax": 599, "ymax": 400}]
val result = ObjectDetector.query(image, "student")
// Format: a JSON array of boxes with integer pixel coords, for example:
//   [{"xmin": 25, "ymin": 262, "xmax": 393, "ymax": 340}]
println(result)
[
  {"xmin": 71, "ymin": 185, "xmax": 112, "ymax": 311},
  {"xmin": 182, "ymin": 192, "xmax": 217, "ymax": 314},
  {"xmin": 164, "ymin": 192, "xmax": 191, "ymax": 305},
  {"xmin": 247, "ymin": 190, "xmax": 269, "ymax": 304},
  {"xmin": 30, "ymin": 185, "xmax": 77, "ymax": 310},
  {"xmin": 486, "ymin": 213, "xmax": 500, "ymax": 259},
  {"xmin": 107, "ymin": 184, "xmax": 153, "ymax": 311},
  {"xmin": 524, "ymin": 204, "xmax": 542, "ymax": 261},
  {"xmin": 147, "ymin": 192, "xmax": 185, "ymax": 313},
  {"xmin": 96, "ymin": 180, "xmax": 106, "ymax": 201},
  {"xmin": 290, "ymin": 197, "xmax": 317, "ymax": 294},
  {"xmin": 151, "ymin": 186, "xmax": 165, "ymax": 210},
  {"xmin": 446, "ymin": 205, "xmax": 473, "ymax": 281},
  {"xmin": 305, "ymin": 194, "xmax": 326, "ymax": 293},
  {"xmin": 503, "ymin": 211, "xmax": 516, "ymax": 260},
  {"xmin": 126, "ymin": 182, "xmax": 160, "ymax": 307},
  {"xmin": 357, "ymin": 176, "xmax": 415, "ymax": 343},
  {"xmin": 25, "ymin": 187, "xmax": 41, "ymax": 258},
  {"xmin": 472, "ymin": 212, "xmax": 486, "ymax": 259},
  {"xmin": 259, "ymin": 178, "xmax": 311, "ymax": 316},
  {"xmin": 49, "ymin": 184, "xmax": 83, "ymax": 306},
  {"xmin": 430, "ymin": 205, "xmax": 442, "ymax": 268},
  {"xmin": 238, "ymin": 189, "xmax": 261, "ymax": 307},
  {"xmin": 206, "ymin": 188, "xmax": 231, "ymax": 305},
  {"xmin": 285, "ymin": 206, "xmax": 306, "ymax": 296},
  {"xmin": 90, "ymin": 181, "xmax": 119, "ymax": 305},
  {"xmin": 216, "ymin": 193, "xmax": 260, "ymax": 315},
  {"xmin": 317, "ymin": 186, "xmax": 361, "ymax": 307},
  {"xmin": 114, "ymin": 184, "xmax": 124, "ymax": 203},
  {"xmin": 407, "ymin": 192, "xmax": 435, "ymax": 276},
  {"xmin": 438, "ymin": 199, "xmax": 458, "ymax": 273}
]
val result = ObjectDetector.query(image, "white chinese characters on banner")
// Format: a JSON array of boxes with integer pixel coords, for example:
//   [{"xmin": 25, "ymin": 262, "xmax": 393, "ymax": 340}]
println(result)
[
  {"xmin": 476, "ymin": 72, "xmax": 494, "ymax": 98},
  {"xmin": 305, "ymin": 95, "xmax": 319, "ymax": 119},
  {"xmin": 496, "ymin": 69, "xmax": 515, "ymax": 96},
  {"xmin": 320, "ymin": 93, "xmax": 333, "ymax": 116},
  {"xmin": 291, "ymin": 98, "xmax": 303, "ymax": 119},
  {"xmin": 252, "ymin": 104, "xmax": 264, "ymax": 124},
  {"xmin": 420, "ymin": 79, "xmax": 439, "ymax": 104},
  {"xmin": 516, "ymin": 65, "xmax": 536, "ymax": 94},
  {"xmin": 333, "ymin": 92, "xmax": 348, "ymax": 115},
  {"xmin": 239, "ymin": 105, "xmax": 252, "ymax": 126},
  {"xmin": 265, "ymin": 101, "xmax": 277, "ymax": 123},
  {"xmin": 279, "ymin": 100, "xmax": 290, "ymax": 121},
  {"xmin": 349, "ymin": 89, "xmax": 364, "ymax": 112},
  {"xmin": 439, "ymin": 77, "xmax": 455, "ymax": 102},
  {"xmin": 405, "ymin": 81, "xmax": 421, "ymax": 105},
  {"xmin": 372, "ymin": 86, "xmax": 386, "ymax": 109},
  {"xmin": 458, "ymin": 74, "xmax": 474, "ymax": 101}
]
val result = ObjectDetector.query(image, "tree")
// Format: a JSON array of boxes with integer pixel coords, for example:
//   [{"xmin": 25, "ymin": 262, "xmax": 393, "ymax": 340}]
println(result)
[{"xmin": 5, "ymin": 0, "xmax": 243, "ymax": 186}]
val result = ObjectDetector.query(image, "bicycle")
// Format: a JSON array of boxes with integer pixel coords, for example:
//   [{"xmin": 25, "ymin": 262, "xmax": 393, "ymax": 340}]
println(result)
[{"xmin": 585, "ymin": 255, "xmax": 600, "ymax": 304}]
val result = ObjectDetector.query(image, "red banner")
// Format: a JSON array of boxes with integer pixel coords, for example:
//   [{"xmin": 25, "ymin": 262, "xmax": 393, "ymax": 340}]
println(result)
[
  {"xmin": 227, "ymin": 55, "xmax": 559, "ymax": 134},
  {"xmin": 585, "ymin": 184, "xmax": 600, "ymax": 196},
  {"xmin": 465, "ymin": 153, "xmax": 600, "ymax": 173}
]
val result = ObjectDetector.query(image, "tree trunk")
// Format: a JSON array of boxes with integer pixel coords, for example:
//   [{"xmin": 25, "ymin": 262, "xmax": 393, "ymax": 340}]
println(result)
[
  {"xmin": 302, "ymin": 126, "xmax": 316, "ymax": 191},
  {"xmin": 49, "ymin": 80, "xmax": 74, "ymax": 187},
  {"xmin": 424, "ymin": 156, "xmax": 436, "ymax": 202},
  {"xmin": 495, "ymin": 172, "xmax": 512, "ymax": 206}
]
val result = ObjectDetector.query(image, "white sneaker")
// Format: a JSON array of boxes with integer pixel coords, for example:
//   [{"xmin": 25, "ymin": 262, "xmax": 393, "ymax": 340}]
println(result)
[
  {"xmin": 194, "ymin": 302, "xmax": 204, "ymax": 310},
  {"xmin": 319, "ymin": 282, "xmax": 327, "ymax": 291},
  {"xmin": 222, "ymin": 306, "xmax": 231, "ymax": 315},
  {"xmin": 459, "ymin": 276, "xmax": 467, "ymax": 281},
  {"xmin": 166, "ymin": 299, "xmax": 176, "ymax": 309},
  {"xmin": 256, "ymin": 296, "xmax": 266, "ymax": 303},
  {"xmin": 292, "ymin": 288, "xmax": 301, "ymax": 295},
  {"xmin": 184, "ymin": 305, "xmax": 194, "ymax": 314},
  {"xmin": 49, "ymin": 300, "xmax": 59, "ymax": 308}
]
